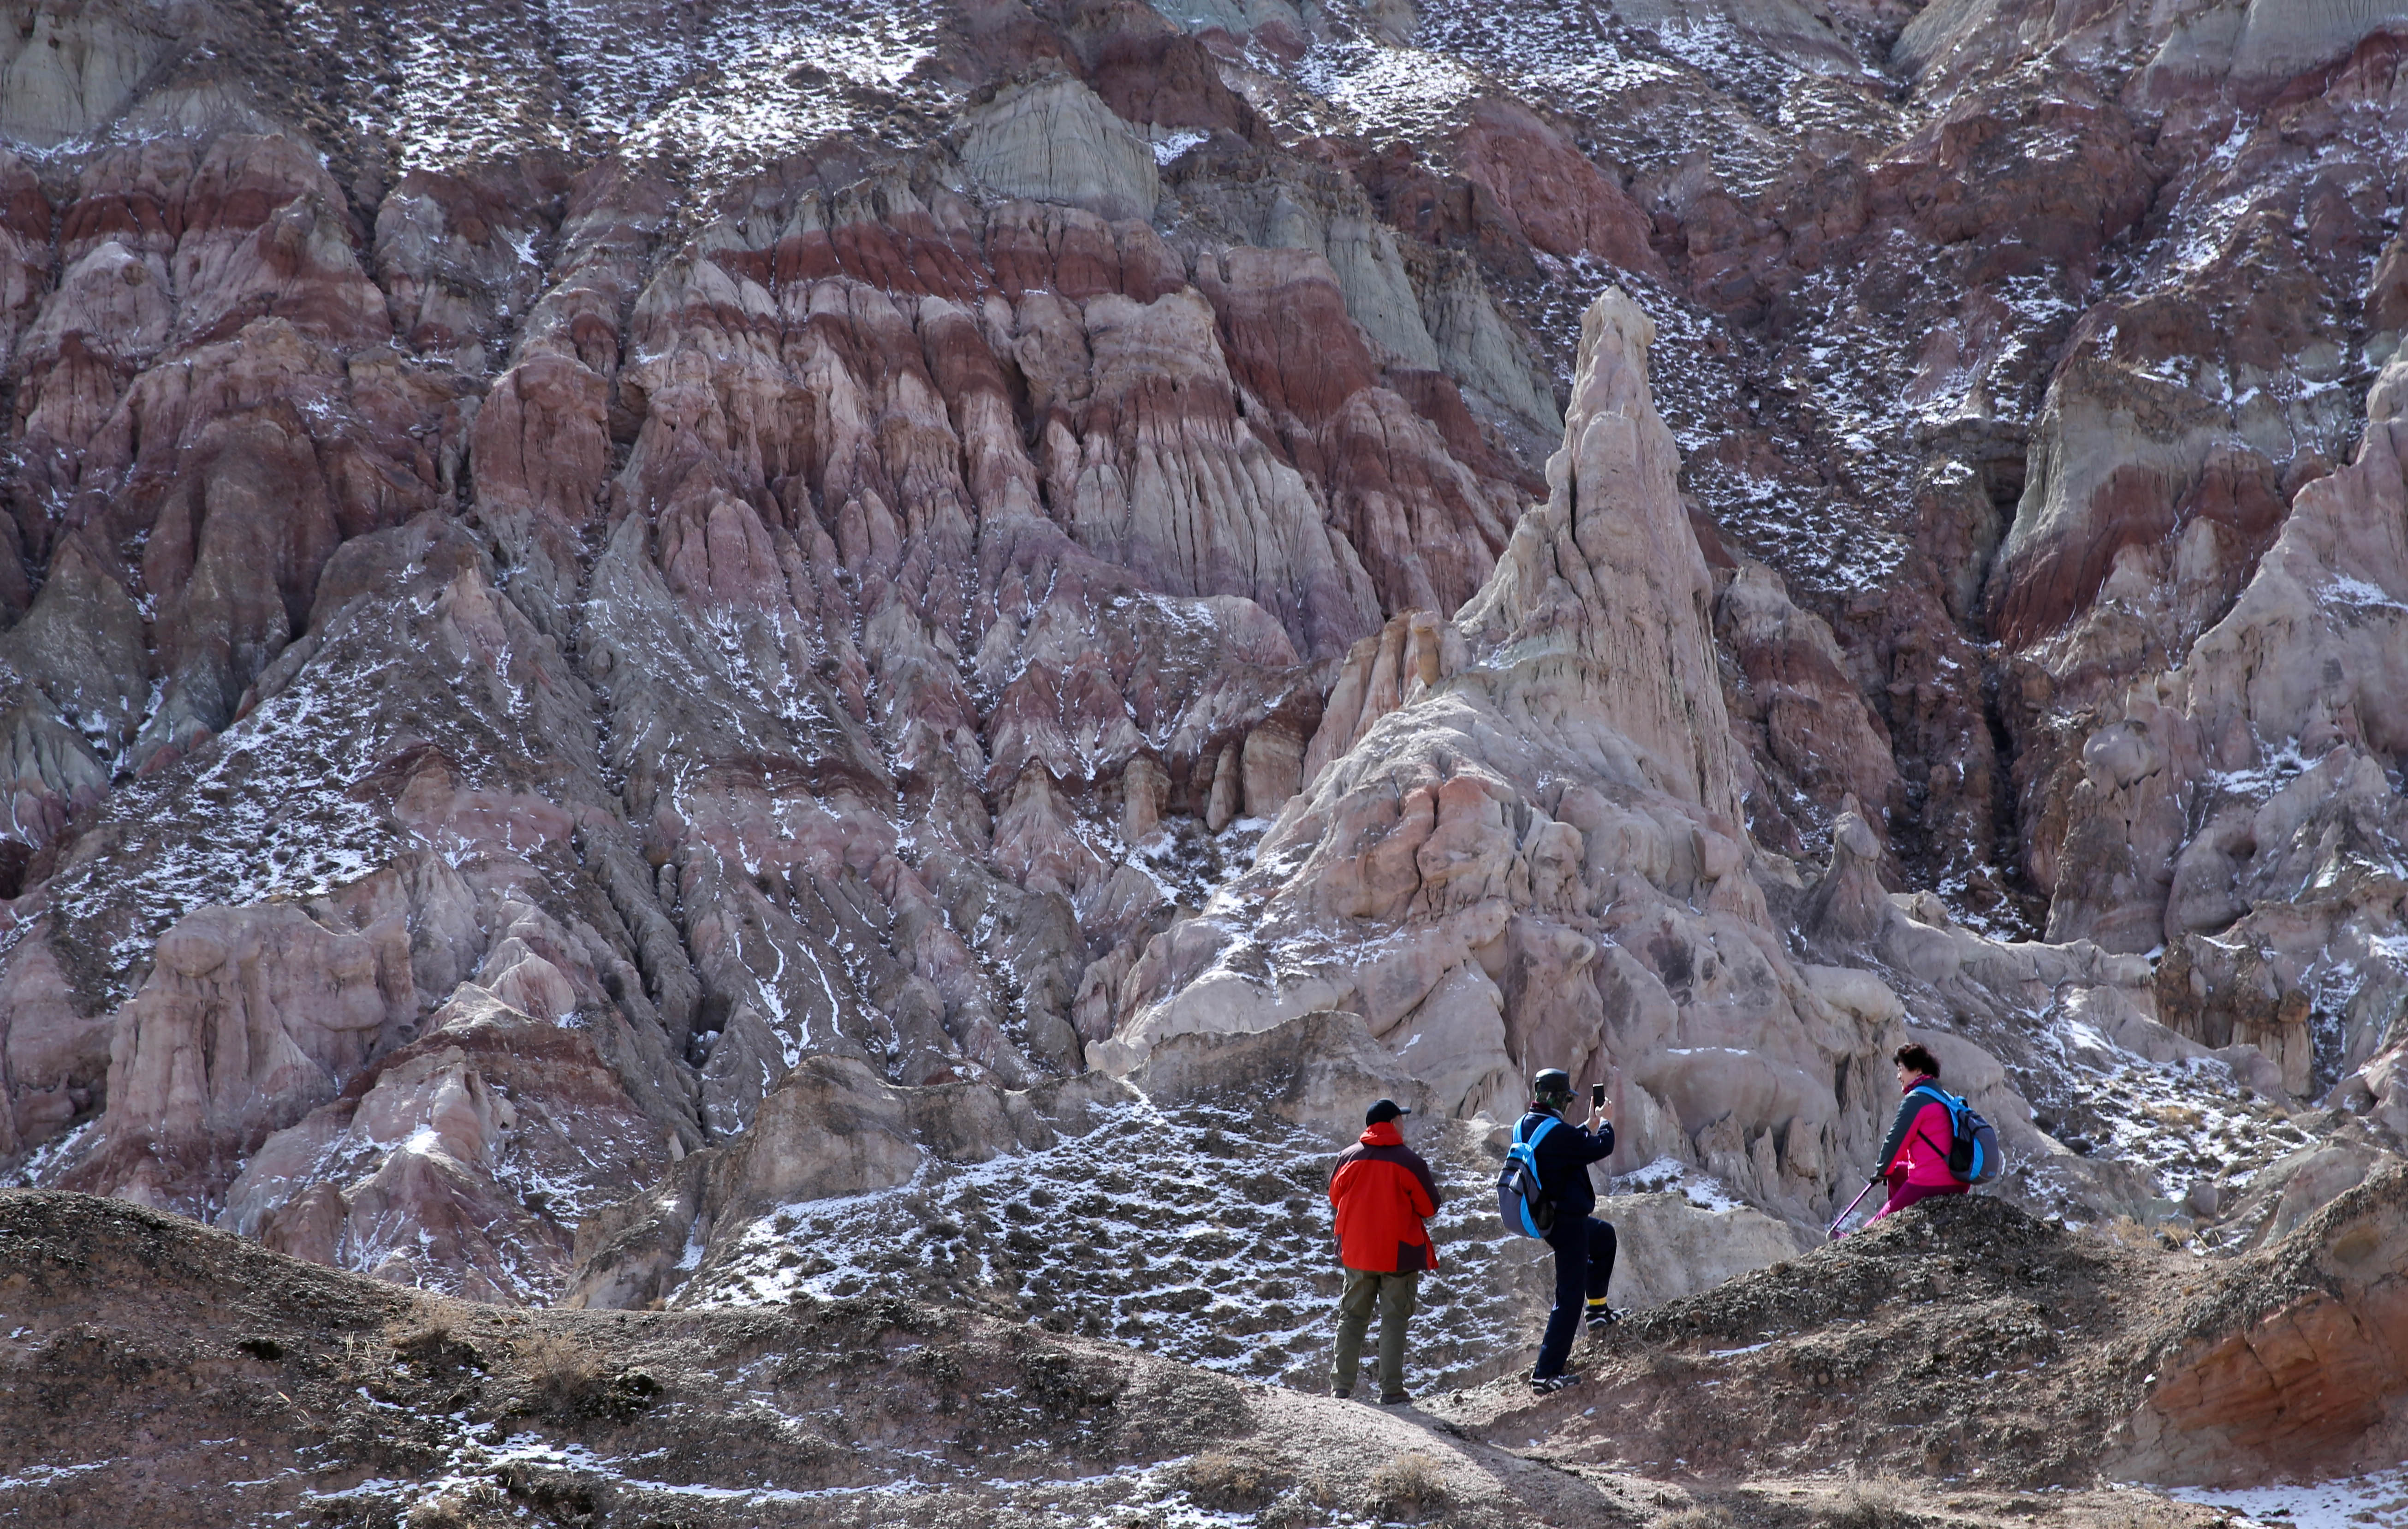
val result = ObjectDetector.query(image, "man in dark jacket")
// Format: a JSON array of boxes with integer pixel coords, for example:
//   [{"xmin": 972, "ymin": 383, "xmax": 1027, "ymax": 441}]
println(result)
[
  {"xmin": 1326, "ymin": 1097, "xmax": 1442, "ymax": 1404},
  {"xmin": 1519, "ymin": 1068, "xmax": 1617, "ymax": 1392}
]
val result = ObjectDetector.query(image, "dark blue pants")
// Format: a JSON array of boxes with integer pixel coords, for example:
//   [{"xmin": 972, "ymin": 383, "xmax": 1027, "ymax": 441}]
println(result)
[{"xmin": 1534, "ymin": 1215, "xmax": 1617, "ymax": 1378}]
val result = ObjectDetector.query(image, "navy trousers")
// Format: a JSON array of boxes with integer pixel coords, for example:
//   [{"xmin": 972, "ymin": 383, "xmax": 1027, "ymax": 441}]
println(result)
[{"xmin": 1533, "ymin": 1215, "xmax": 1617, "ymax": 1378}]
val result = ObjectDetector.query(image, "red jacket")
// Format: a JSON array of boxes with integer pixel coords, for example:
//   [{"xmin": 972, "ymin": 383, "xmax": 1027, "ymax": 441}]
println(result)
[{"xmin": 1328, "ymin": 1122, "xmax": 1442, "ymax": 1273}]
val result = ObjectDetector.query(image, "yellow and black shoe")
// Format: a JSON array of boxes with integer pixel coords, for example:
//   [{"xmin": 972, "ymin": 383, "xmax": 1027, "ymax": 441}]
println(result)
[{"xmin": 1585, "ymin": 1298, "xmax": 1620, "ymax": 1331}]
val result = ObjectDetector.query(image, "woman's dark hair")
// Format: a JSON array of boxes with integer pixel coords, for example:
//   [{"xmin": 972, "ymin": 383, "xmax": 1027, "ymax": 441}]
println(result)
[{"xmin": 1894, "ymin": 1042, "xmax": 1941, "ymax": 1078}]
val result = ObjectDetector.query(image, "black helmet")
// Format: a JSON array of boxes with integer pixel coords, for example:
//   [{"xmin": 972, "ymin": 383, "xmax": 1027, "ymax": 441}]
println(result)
[{"xmin": 1532, "ymin": 1068, "xmax": 1573, "ymax": 1103}]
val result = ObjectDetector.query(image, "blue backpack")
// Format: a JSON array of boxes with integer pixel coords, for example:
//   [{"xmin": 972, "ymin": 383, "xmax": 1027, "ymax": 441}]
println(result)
[
  {"xmin": 1909, "ymin": 1083, "xmax": 2002, "ymax": 1184},
  {"xmin": 1496, "ymin": 1115, "xmax": 1561, "ymax": 1237}
]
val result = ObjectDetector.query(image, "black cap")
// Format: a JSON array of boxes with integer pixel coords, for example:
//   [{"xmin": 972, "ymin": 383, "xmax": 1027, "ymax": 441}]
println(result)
[
  {"xmin": 1532, "ymin": 1068, "xmax": 1573, "ymax": 1101},
  {"xmin": 1365, "ymin": 1098, "xmax": 1411, "ymax": 1125}
]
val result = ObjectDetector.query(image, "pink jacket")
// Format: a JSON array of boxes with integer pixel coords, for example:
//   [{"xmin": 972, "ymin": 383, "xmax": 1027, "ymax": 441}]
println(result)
[{"xmin": 1880, "ymin": 1080, "xmax": 1957, "ymax": 1187}]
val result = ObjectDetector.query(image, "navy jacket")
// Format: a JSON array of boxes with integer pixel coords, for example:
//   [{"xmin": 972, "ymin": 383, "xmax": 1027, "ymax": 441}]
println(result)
[{"xmin": 1516, "ymin": 1105, "xmax": 1615, "ymax": 1218}]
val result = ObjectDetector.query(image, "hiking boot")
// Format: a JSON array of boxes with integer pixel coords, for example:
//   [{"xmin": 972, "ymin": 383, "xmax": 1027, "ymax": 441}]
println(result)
[
  {"xmin": 1585, "ymin": 1303, "xmax": 1621, "ymax": 1332},
  {"xmin": 1377, "ymin": 1392, "xmax": 1411, "ymax": 1406},
  {"xmin": 1528, "ymin": 1372, "xmax": 1578, "ymax": 1394},
  {"xmin": 1331, "ymin": 1388, "xmax": 1353, "ymax": 1401}
]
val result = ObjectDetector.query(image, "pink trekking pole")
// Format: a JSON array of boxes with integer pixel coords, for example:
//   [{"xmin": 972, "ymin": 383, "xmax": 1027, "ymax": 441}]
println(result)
[{"xmin": 1827, "ymin": 1178, "xmax": 1878, "ymax": 1241}]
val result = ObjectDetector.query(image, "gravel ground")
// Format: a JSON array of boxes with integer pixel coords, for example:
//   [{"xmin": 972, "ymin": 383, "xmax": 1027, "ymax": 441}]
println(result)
[{"xmin": 0, "ymin": 1184, "xmax": 2387, "ymax": 1529}]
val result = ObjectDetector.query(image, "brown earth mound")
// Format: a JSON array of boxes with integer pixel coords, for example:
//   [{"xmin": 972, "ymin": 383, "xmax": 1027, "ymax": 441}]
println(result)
[
  {"xmin": 0, "ymin": 1187, "xmax": 1637, "ymax": 1527},
  {"xmin": 1445, "ymin": 1193, "xmax": 2172, "ymax": 1488},
  {"xmin": 3, "ymin": 1180, "xmax": 2396, "ymax": 1527},
  {"xmin": 1444, "ymin": 1167, "xmax": 2408, "ymax": 1492}
]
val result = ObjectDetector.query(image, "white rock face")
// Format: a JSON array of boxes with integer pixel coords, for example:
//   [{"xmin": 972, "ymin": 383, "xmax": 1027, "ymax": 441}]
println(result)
[
  {"xmin": 96, "ymin": 903, "xmax": 419, "ymax": 1209},
  {"xmin": 1181, "ymin": 163, "xmax": 1446, "ymax": 372},
  {"xmin": 0, "ymin": 7, "xmax": 162, "ymax": 146},
  {"xmin": 1455, "ymin": 293, "xmax": 1746, "ymax": 829},
  {"xmin": 2144, "ymin": 0, "xmax": 2408, "ymax": 94},
  {"xmin": 2032, "ymin": 352, "xmax": 2408, "ymax": 1126},
  {"xmin": 1100, "ymin": 290, "xmax": 1910, "ymax": 1225},
  {"xmin": 1594, "ymin": 1190, "xmax": 1822, "ymax": 1310},
  {"xmin": 1416, "ymin": 250, "xmax": 1565, "ymax": 434},
  {"xmin": 959, "ymin": 77, "xmax": 1162, "ymax": 223}
]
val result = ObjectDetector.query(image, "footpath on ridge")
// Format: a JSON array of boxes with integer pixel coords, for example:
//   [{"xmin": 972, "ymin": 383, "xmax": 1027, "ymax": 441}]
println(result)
[{"xmin": 4, "ymin": 1171, "xmax": 2404, "ymax": 1526}]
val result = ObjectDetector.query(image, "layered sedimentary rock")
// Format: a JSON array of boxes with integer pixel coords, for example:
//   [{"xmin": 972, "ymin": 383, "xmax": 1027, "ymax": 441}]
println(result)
[
  {"xmin": 960, "ymin": 76, "xmax": 1163, "ymax": 221},
  {"xmin": 1095, "ymin": 292, "xmax": 1902, "ymax": 1222},
  {"xmin": 2112, "ymin": 1164, "xmax": 2408, "ymax": 1485},
  {"xmin": 0, "ymin": 0, "xmax": 1560, "ymax": 1302},
  {"xmin": 0, "ymin": 0, "xmax": 2404, "ymax": 1327},
  {"xmin": 2023, "ymin": 344, "xmax": 2408, "ymax": 1111}
]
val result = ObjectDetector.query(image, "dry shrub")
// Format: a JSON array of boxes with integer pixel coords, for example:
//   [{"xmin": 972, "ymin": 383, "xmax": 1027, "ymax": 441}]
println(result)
[
  {"xmin": 1822, "ymin": 1477, "xmax": 1923, "ymax": 1529},
  {"xmin": 392, "ymin": 1314, "xmax": 483, "ymax": 1374},
  {"xmin": 1180, "ymin": 1449, "xmax": 1290, "ymax": 1512},
  {"xmin": 1655, "ymin": 1509, "xmax": 1736, "ymax": 1529},
  {"xmin": 1252, "ymin": 1473, "xmax": 1348, "ymax": 1529},
  {"xmin": 2093, "ymin": 1216, "xmax": 2168, "ymax": 1253},
  {"xmin": 404, "ymin": 1500, "xmax": 470, "ymax": 1529},
  {"xmin": 513, "ymin": 1332, "xmax": 658, "ymax": 1421},
  {"xmin": 1369, "ymin": 1450, "xmax": 1451, "ymax": 1520},
  {"xmin": 1293, "ymin": 1471, "xmax": 1341, "ymax": 1508},
  {"xmin": 520, "ymin": 1331, "xmax": 605, "ymax": 1404},
  {"xmin": 1255, "ymin": 1468, "xmax": 1344, "ymax": 1527},
  {"xmin": 1261, "ymin": 1495, "xmax": 1336, "ymax": 1529},
  {"xmin": 401, "ymin": 1312, "xmax": 452, "ymax": 1345}
]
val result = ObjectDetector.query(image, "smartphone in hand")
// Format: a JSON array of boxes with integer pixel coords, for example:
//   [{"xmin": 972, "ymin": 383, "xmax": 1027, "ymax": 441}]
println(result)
[{"xmin": 1590, "ymin": 1083, "xmax": 1606, "ymax": 1108}]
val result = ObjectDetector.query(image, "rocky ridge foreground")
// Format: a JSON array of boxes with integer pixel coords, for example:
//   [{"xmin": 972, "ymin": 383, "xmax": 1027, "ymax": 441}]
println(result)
[
  {"xmin": 0, "ymin": 0, "xmax": 2406, "ymax": 1467},
  {"xmin": 4, "ymin": 1171, "xmax": 2405, "ymax": 1522}
]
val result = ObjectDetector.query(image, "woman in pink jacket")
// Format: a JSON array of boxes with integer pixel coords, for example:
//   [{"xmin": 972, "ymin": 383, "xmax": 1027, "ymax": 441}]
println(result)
[{"xmin": 1867, "ymin": 1043, "xmax": 1967, "ymax": 1222}]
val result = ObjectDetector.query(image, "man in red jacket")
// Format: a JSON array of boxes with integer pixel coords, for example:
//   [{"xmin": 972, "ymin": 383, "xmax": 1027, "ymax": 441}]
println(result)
[{"xmin": 1326, "ymin": 1097, "xmax": 1442, "ymax": 1405}]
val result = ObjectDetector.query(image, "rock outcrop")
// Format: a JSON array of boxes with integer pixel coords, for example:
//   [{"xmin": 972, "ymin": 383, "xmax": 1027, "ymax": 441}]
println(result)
[
  {"xmin": 2113, "ymin": 1163, "xmax": 2408, "ymax": 1484},
  {"xmin": 2027, "ymin": 345, "xmax": 2408, "ymax": 1114},
  {"xmin": 960, "ymin": 76, "xmax": 1163, "ymax": 222},
  {"xmin": 1095, "ymin": 290, "xmax": 1900, "ymax": 1224},
  {"xmin": 0, "ymin": 24, "xmax": 1555, "ymax": 1295},
  {"xmin": 0, "ymin": 0, "xmax": 2401, "ymax": 1330}
]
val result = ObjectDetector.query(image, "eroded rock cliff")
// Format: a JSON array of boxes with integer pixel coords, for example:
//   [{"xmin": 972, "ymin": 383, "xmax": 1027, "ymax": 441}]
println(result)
[{"xmin": 0, "ymin": 0, "xmax": 2399, "ymax": 1381}]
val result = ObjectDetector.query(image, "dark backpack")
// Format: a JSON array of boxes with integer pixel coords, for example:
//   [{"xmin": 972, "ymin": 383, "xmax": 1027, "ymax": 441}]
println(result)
[
  {"xmin": 1909, "ymin": 1083, "xmax": 2002, "ymax": 1184},
  {"xmin": 1496, "ymin": 1115, "xmax": 1561, "ymax": 1237}
]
